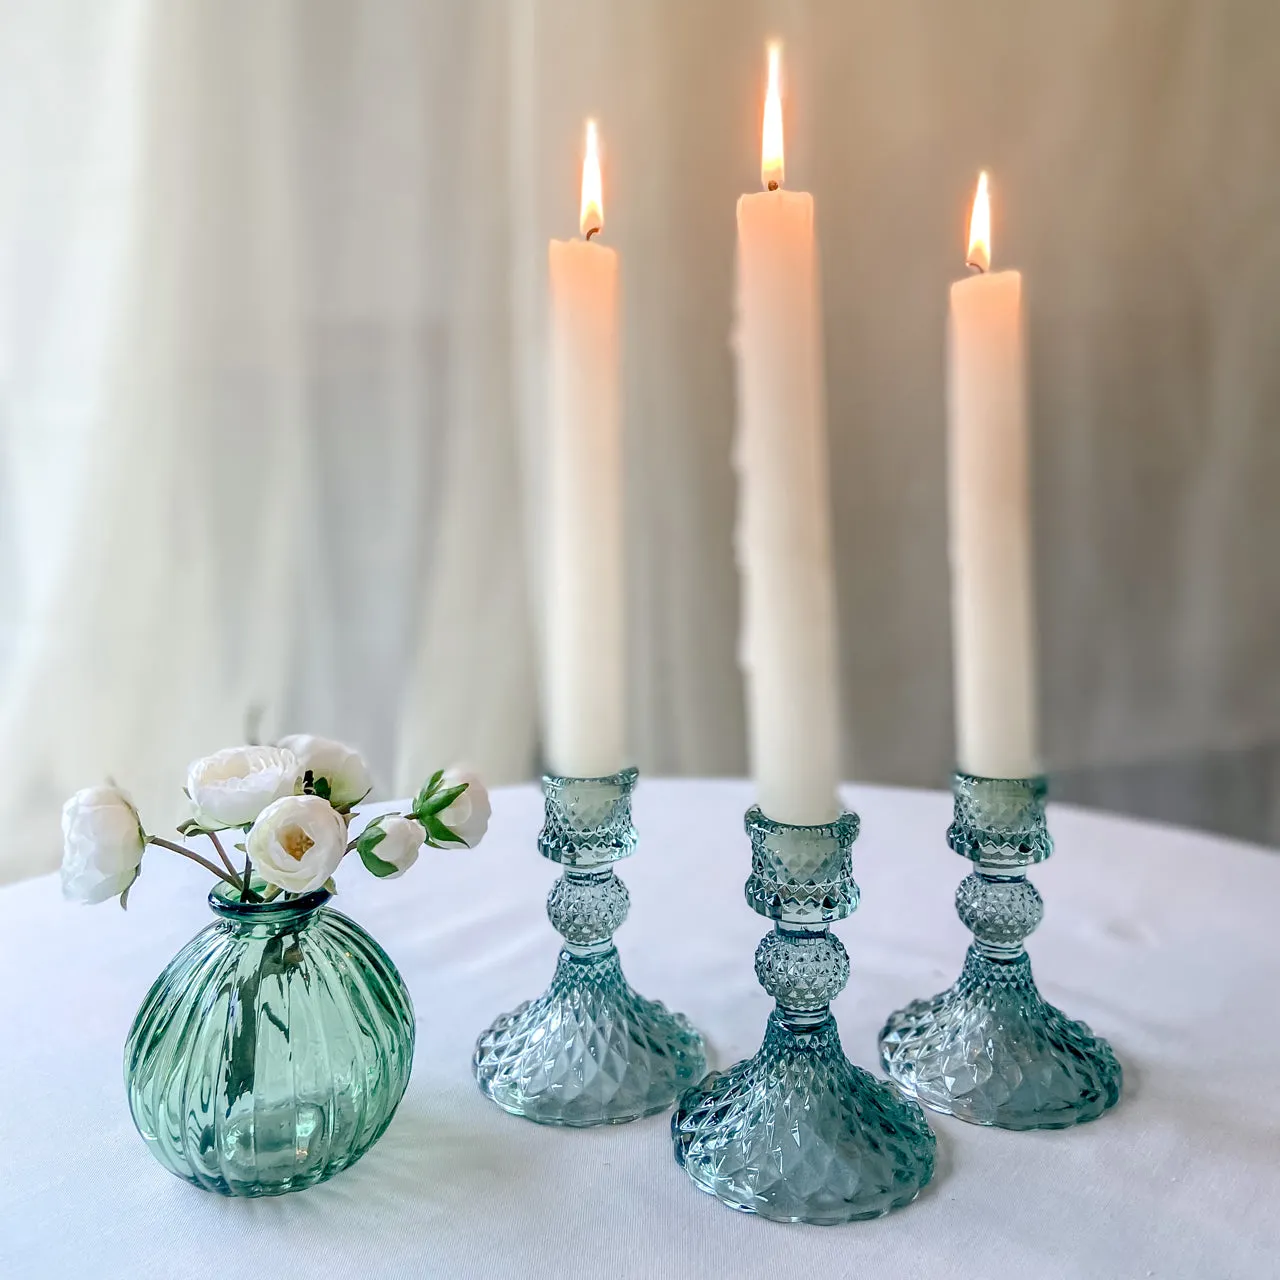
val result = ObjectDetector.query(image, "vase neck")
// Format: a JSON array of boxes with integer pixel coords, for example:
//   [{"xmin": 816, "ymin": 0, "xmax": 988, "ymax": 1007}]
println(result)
[{"xmin": 208, "ymin": 884, "xmax": 330, "ymax": 935}]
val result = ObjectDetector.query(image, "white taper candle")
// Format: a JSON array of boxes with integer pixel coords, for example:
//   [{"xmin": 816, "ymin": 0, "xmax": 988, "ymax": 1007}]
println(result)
[
  {"xmin": 734, "ymin": 46, "xmax": 841, "ymax": 825},
  {"xmin": 947, "ymin": 172, "xmax": 1039, "ymax": 779},
  {"xmin": 544, "ymin": 122, "xmax": 625, "ymax": 778}
]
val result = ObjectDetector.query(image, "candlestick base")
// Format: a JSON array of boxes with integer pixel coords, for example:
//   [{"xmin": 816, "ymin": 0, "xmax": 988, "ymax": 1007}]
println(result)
[
  {"xmin": 671, "ymin": 807, "xmax": 934, "ymax": 1224},
  {"xmin": 878, "ymin": 774, "xmax": 1122, "ymax": 1130},
  {"xmin": 879, "ymin": 947, "xmax": 1120, "ymax": 1130},
  {"xmin": 673, "ymin": 1010, "xmax": 935, "ymax": 1224},
  {"xmin": 474, "ymin": 945, "xmax": 705, "ymax": 1126},
  {"xmin": 472, "ymin": 770, "xmax": 706, "ymax": 1126}
]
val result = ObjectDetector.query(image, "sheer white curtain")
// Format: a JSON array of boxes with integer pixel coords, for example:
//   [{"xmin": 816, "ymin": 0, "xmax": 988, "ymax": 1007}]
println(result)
[
  {"xmin": 1, "ymin": 1, "xmax": 1277, "ymax": 882},
  {"xmin": 0, "ymin": 0, "xmax": 542, "ymax": 877}
]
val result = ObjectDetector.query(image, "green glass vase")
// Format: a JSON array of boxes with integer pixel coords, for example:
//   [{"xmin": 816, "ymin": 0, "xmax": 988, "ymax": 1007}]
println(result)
[{"xmin": 124, "ymin": 884, "xmax": 415, "ymax": 1196}]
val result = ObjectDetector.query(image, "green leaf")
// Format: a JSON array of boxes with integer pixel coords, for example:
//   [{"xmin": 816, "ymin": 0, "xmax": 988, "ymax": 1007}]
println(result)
[
  {"xmin": 417, "ymin": 782, "xmax": 468, "ymax": 819},
  {"xmin": 333, "ymin": 786, "xmax": 372, "ymax": 817},
  {"xmin": 177, "ymin": 816, "xmax": 237, "ymax": 837},
  {"xmin": 355, "ymin": 820, "xmax": 387, "ymax": 853},
  {"xmin": 313, "ymin": 775, "xmax": 332, "ymax": 802},
  {"xmin": 357, "ymin": 824, "xmax": 399, "ymax": 878},
  {"xmin": 421, "ymin": 813, "xmax": 467, "ymax": 848},
  {"xmin": 359, "ymin": 846, "xmax": 400, "ymax": 878},
  {"xmin": 411, "ymin": 769, "xmax": 445, "ymax": 813},
  {"xmin": 118, "ymin": 865, "xmax": 141, "ymax": 911},
  {"xmin": 322, "ymin": 877, "xmax": 338, "ymax": 895},
  {"xmin": 354, "ymin": 817, "xmax": 398, "ymax": 868}
]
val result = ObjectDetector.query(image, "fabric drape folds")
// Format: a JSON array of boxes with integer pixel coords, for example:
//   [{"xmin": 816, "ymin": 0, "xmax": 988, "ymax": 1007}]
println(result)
[{"xmin": 0, "ymin": 1, "xmax": 1276, "ymax": 880}]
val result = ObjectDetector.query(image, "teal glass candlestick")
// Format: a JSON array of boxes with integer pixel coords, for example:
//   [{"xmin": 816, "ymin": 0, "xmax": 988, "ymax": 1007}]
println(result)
[
  {"xmin": 879, "ymin": 772, "xmax": 1122, "ymax": 1130},
  {"xmin": 671, "ymin": 806, "xmax": 935, "ymax": 1224},
  {"xmin": 473, "ymin": 769, "xmax": 706, "ymax": 1126}
]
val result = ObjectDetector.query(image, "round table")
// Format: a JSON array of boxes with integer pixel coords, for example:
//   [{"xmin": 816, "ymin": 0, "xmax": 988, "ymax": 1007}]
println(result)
[{"xmin": 2, "ymin": 780, "xmax": 1277, "ymax": 1278}]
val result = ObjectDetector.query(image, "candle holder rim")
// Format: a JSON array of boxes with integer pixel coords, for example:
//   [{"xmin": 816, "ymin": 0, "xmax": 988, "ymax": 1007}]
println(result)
[
  {"xmin": 542, "ymin": 765, "xmax": 640, "ymax": 789},
  {"xmin": 951, "ymin": 769, "xmax": 1049, "ymax": 791},
  {"xmin": 744, "ymin": 804, "xmax": 860, "ymax": 842}
]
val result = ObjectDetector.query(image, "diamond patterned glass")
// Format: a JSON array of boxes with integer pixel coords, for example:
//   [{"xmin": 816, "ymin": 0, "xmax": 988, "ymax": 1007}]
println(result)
[
  {"xmin": 472, "ymin": 771, "xmax": 706, "ymax": 1126},
  {"xmin": 125, "ymin": 886, "xmax": 415, "ymax": 1196},
  {"xmin": 672, "ymin": 806, "xmax": 935, "ymax": 1224},
  {"xmin": 879, "ymin": 772, "xmax": 1123, "ymax": 1130}
]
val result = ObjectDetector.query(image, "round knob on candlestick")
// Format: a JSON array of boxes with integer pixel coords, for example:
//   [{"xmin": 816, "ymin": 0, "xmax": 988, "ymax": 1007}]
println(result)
[
  {"xmin": 755, "ymin": 927, "xmax": 849, "ymax": 1014},
  {"xmin": 956, "ymin": 872, "xmax": 1044, "ymax": 959},
  {"xmin": 547, "ymin": 869, "xmax": 629, "ymax": 950}
]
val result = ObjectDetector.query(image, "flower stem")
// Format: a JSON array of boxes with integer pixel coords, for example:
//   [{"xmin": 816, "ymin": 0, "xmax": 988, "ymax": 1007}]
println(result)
[
  {"xmin": 147, "ymin": 836, "xmax": 243, "ymax": 891},
  {"xmin": 241, "ymin": 855, "xmax": 253, "ymax": 902},
  {"xmin": 205, "ymin": 830, "xmax": 238, "ymax": 881}
]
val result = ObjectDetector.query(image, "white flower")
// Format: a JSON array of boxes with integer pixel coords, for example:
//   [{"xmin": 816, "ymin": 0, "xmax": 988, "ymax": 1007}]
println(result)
[
  {"xmin": 61, "ymin": 786, "xmax": 146, "ymax": 904},
  {"xmin": 187, "ymin": 745, "xmax": 299, "ymax": 828},
  {"xmin": 369, "ymin": 816, "xmax": 425, "ymax": 879},
  {"xmin": 246, "ymin": 794, "xmax": 348, "ymax": 894},
  {"xmin": 277, "ymin": 734, "xmax": 371, "ymax": 809},
  {"xmin": 436, "ymin": 769, "xmax": 491, "ymax": 848}
]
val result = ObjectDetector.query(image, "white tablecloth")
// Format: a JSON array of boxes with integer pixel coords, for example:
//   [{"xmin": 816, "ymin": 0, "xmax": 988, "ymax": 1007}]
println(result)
[{"xmin": 2, "ymin": 780, "xmax": 1277, "ymax": 1278}]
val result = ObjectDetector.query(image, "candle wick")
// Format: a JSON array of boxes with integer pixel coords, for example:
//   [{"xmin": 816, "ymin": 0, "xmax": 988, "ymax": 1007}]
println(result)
[
  {"xmin": 767, "ymin": 180, "xmax": 779, "ymax": 192},
  {"xmin": 585, "ymin": 227, "xmax": 599, "ymax": 241},
  {"xmin": 966, "ymin": 259, "xmax": 986, "ymax": 275}
]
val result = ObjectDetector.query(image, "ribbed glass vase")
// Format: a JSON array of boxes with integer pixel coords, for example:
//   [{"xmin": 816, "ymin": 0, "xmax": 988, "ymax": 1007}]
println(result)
[{"xmin": 125, "ymin": 884, "xmax": 415, "ymax": 1196}]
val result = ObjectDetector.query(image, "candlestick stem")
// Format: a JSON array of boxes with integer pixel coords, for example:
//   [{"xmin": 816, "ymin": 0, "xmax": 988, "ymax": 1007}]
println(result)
[
  {"xmin": 878, "ymin": 773, "xmax": 1122, "ymax": 1129},
  {"xmin": 473, "ymin": 769, "xmax": 706, "ymax": 1126}
]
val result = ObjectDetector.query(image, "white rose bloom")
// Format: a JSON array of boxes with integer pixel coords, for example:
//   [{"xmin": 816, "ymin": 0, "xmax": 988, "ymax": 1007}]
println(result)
[
  {"xmin": 187, "ymin": 745, "xmax": 299, "ymax": 828},
  {"xmin": 277, "ymin": 734, "xmax": 372, "ymax": 809},
  {"xmin": 371, "ymin": 816, "xmax": 425, "ymax": 878},
  {"xmin": 437, "ymin": 769, "xmax": 491, "ymax": 848},
  {"xmin": 247, "ymin": 795, "xmax": 349, "ymax": 894},
  {"xmin": 61, "ymin": 786, "xmax": 146, "ymax": 904}
]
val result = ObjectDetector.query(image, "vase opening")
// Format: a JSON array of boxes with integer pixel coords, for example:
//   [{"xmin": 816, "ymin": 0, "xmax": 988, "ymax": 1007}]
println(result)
[{"xmin": 207, "ymin": 881, "xmax": 331, "ymax": 929}]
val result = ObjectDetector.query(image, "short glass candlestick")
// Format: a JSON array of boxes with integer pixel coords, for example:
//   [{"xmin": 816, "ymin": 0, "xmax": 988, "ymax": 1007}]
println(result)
[
  {"xmin": 473, "ymin": 768, "xmax": 706, "ymax": 1126},
  {"xmin": 671, "ymin": 807, "xmax": 935, "ymax": 1225},
  {"xmin": 878, "ymin": 772, "xmax": 1123, "ymax": 1130}
]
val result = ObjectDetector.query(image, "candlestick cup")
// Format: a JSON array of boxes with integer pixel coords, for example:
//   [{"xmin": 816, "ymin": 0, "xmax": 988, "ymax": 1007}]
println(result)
[
  {"xmin": 878, "ymin": 773, "xmax": 1122, "ymax": 1129},
  {"xmin": 473, "ymin": 769, "xmax": 706, "ymax": 1125},
  {"xmin": 671, "ymin": 806, "xmax": 935, "ymax": 1224}
]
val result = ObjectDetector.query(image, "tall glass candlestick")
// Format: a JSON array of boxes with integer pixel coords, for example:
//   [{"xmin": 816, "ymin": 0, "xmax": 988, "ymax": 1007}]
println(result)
[
  {"xmin": 473, "ymin": 770, "xmax": 706, "ymax": 1125},
  {"xmin": 672, "ymin": 806, "xmax": 935, "ymax": 1224},
  {"xmin": 879, "ymin": 773, "xmax": 1123, "ymax": 1129}
]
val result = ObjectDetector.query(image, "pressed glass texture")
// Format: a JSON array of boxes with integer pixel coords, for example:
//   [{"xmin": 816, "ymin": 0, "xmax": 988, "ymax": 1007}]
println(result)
[
  {"xmin": 672, "ymin": 806, "xmax": 935, "ymax": 1224},
  {"xmin": 879, "ymin": 773, "xmax": 1122, "ymax": 1129},
  {"xmin": 473, "ymin": 770, "xmax": 706, "ymax": 1125}
]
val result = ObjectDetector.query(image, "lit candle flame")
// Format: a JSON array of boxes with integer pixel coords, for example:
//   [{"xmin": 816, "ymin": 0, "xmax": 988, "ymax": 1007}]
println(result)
[
  {"xmin": 580, "ymin": 119, "xmax": 604, "ymax": 239},
  {"xmin": 966, "ymin": 170, "xmax": 991, "ymax": 273},
  {"xmin": 761, "ymin": 43, "xmax": 784, "ymax": 191}
]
